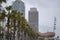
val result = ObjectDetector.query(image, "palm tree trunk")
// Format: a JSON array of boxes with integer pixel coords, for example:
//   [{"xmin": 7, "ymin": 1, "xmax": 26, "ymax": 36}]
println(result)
[
  {"xmin": 18, "ymin": 20, "xmax": 20, "ymax": 40},
  {"xmin": 7, "ymin": 17, "xmax": 10, "ymax": 40},
  {"xmin": 17, "ymin": 29, "xmax": 20, "ymax": 40},
  {"xmin": 22, "ymin": 22, "xmax": 25, "ymax": 40},
  {"xmin": 13, "ymin": 19, "xmax": 16, "ymax": 40}
]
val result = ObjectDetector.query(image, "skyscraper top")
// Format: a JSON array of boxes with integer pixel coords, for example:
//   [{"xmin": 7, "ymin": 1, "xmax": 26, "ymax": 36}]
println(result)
[
  {"xmin": 12, "ymin": 0, "xmax": 25, "ymax": 17},
  {"xmin": 30, "ymin": 8, "xmax": 37, "ymax": 11},
  {"xmin": 16, "ymin": 0, "xmax": 21, "ymax": 1}
]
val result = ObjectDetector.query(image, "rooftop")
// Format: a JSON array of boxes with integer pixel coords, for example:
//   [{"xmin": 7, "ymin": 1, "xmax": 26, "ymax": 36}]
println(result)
[{"xmin": 38, "ymin": 32, "xmax": 55, "ymax": 37}]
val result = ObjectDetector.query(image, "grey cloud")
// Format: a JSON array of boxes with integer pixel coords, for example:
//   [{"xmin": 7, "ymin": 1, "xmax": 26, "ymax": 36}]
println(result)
[{"xmin": 24, "ymin": 0, "xmax": 60, "ymax": 8}]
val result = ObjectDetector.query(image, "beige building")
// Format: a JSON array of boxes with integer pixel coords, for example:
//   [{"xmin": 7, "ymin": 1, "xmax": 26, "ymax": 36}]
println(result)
[{"xmin": 38, "ymin": 32, "xmax": 55, "ymax": 40}]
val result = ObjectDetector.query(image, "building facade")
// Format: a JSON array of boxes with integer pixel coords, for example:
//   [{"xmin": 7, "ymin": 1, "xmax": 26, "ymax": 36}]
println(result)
[
  {"xmin": 12, "ymin": 0, "xmax": 25, "ymax": 17},
  {"xmin": 28, "ymin": 8, "xmax": 38, "ymax": 32}
]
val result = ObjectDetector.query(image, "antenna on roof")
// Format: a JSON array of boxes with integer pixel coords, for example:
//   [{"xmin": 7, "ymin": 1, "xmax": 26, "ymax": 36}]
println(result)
[{"xmin": 53, "ymin": 16, "xmax": 56, "ymax": 32}]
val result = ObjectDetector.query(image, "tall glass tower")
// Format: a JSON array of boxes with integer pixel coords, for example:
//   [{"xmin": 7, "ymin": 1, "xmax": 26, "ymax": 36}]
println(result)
[
  {"xmin": 12, "ymin": 0, "xmax": 25, "ymax": 17},
  {"xmin": 28, "ymin": 8, "xmax": 39, "ymax": 32}
]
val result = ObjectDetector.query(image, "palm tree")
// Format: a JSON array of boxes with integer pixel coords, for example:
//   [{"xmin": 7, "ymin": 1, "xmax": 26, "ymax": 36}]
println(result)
[
  {"xmin": 18, "ymin": 15, "xmax": 38, "ymax": 40},
  {"xmin": 0, "ymin": 26, "xmax": 4, "ymax": 40},
  {"xmin": 6, "ymin": 10, "xmax": 16, "ymax": 40},
  {"xmin": 0, "ymin": 10, "xmax": 6, "ymax": 21},
  {"xmin": 0, "ymin": 10, "xmax": 6, "ymax": 35},
  {"xmin": 7, "ymin": 10, "xmax": 23, "ymax": 40},
  {"xmin": 0, "ymin": 0, "xmax": 6, "ymax": 20},
  {"xmin": 25, "ymin": 24, "xmax": 38, "ymax": 40},
  {"xmin": 5, "ymin": 6, "xmax": 12, "ymax": 40},
  {"xmin": 0, "ymin": 0, "xmax": 39, "ymax": 40},
  {"xmin": 0, "ymin": 9, "xmax": 6, "ymax": 40},
  {"xmin": 20, "ymin": 16, "xmax": 37, "ymax": 40},
  {"xmin": 5, "ymin": 5, "xmax": 38, "ymax": 40},
  {"xmin": 16, "ymin": 12, "xmax": 23, "ymax": 40},
  {"xmin": 12, "ymin": 10, "xmax": 19, "ymax": 40},
  {"xmin": 19, "ymin": 16, "xmax": 29, "ymax": 40},
  {"xmin": 0, "ymin": 1, "xmax": 7, "ymax": 40}
]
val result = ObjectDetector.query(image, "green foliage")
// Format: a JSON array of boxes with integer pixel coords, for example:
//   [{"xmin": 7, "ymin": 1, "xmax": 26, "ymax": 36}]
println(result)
[
  {"xmin": 0, "ymin": 26, "xmax": 4, "ymax": 32},
  {"xmin": 6, "ymin": 6, "xmax": 12, "ymax": 11},
  {"xmin": 0, "ymin": 10, "xmax": 6, "ymax": 21},
  {"xmin": 0, "ymin": 0, "xmax": 6, "ymax": 3},
  {"xmin": 0, "ymin": 5, "xmax": 38, "ymax": 40},
  {"xmin": 0, "ymin": 0, "xmax": 39, "ymax": 39}
]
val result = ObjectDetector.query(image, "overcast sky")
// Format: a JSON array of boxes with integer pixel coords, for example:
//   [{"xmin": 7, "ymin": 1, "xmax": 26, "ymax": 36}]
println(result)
[{"xmin": 2, "ymin": 0, "xmax": 60, "ymax": 37}]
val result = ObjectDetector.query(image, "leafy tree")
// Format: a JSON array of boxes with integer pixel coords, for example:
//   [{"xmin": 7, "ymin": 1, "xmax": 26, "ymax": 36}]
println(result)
[
  {"xmin": 0, "ymin": 26, "xmax": 4, "ymax": 40},
  {"xmin": 0, "ymin": 2, "xmax": 38, "ymax": 39},
  {"xmin": 0, "ymin": 0, "xmax": 6, "ymax": 3},
  {"xmin": 0, "ymin": 26, "xmax": 4, "ymax": 32},
  {"xmin": 5, "ymin": 6, "xmax": 12, "ymax": 40},
  {"xmin": 0, "ymin": 10, "xmax": 6, "ymax": 21}
]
